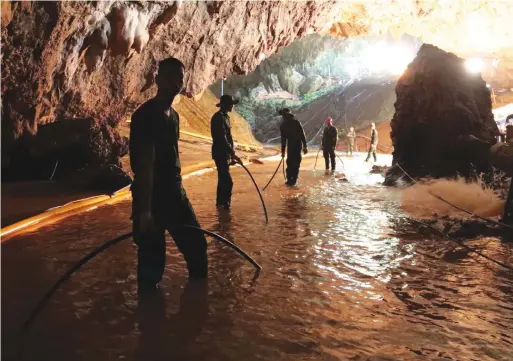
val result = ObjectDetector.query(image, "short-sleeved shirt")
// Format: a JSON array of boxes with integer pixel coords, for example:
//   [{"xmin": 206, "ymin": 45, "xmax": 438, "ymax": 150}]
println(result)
[
  {"xmin": 211, "ymin": 110, "xmax": 235, "ymax": 159},
  {"xmin": 280, "ymin": 117, "xmax": 307, "ymax": 154},
  {"xmin": 129, "ymin": 98, "xmax": 182, "ymax": 201}
]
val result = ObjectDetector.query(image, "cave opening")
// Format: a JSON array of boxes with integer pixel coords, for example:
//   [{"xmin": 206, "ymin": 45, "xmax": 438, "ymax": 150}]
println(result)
[
  {"xmin": 2, "ymin": 2, "xmax": 513, "ymax": 360},
  {"xmin": 208, "ymin": 33, "xmax": 421, "ymax": 146}
]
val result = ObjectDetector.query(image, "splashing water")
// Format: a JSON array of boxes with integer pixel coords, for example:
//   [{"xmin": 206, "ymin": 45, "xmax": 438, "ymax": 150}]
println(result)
[{"xmin": 401, "ymin": 177, "xmax": 505, "ymax": 220}]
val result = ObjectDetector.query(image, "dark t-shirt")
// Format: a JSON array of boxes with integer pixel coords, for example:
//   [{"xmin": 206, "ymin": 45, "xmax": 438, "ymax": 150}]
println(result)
[
  {"xmin": 280, "ymin": 117, "xmax": 307, "ymax": 154},
  {"xmin": 129, "ymin": 99, "xmax": 182, "ymax": 204},
  {"xmin": 211, "ymin": 110, "xmax": 235, "ymax": 159},
  {"xmin": 370, "ymin": 128, "xmax": 378, "ymax": 145},
  {"xmin": 322, "ymin": 125, "xmax": 338, "ymax": 148}
]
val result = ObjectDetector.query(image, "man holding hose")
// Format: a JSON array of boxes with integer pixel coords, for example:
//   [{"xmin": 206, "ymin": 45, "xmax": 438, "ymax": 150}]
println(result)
[
  {"xmin": 279, "ymin": 108, "xmax": 308, "ymax": 186},
  {"xmin": 130, "ymin": 57, "xmax": 208, "ymax": 289}
]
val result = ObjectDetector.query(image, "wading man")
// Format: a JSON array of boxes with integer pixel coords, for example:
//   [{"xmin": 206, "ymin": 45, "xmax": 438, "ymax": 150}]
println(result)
[
  {"xmin": 321, "ymin": 117, "xmax": 338, "ymax": 171},
  {"xmin": 347, "ymin": 126, "xmax": 356, "ymax": 156},
  {"xmin": 130, "ymin": 57, "xmax": 208, "ymax": 289},
  {"xmin": 211, "ymin": 94, "xmax": 242, "ymax": 209},
  {"xmin": 365, "ymin": 122, "xmax": 378, "ymax": 162},
  {"xmin": 279, "ymin": 108, "xmax": 308, "ymax": 186}
]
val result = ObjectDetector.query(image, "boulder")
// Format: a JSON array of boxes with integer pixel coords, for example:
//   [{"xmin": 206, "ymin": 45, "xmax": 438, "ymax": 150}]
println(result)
[{"xmin": 385, "ymin": 44, "xmax": 499, "ymax": 185}]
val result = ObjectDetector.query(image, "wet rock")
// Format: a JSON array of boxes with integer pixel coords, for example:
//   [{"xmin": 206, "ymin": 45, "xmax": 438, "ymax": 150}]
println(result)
[
  {"xmin": 299, "ymin": 74, "xmax": 324, "ymax": 95},
  {"xmin": 335, "ymin": 173, "xmax": 348, "ymax": 182},
  {"xmin": 3, "ymin": 117, "xmax": 128, "ymax": 181},
  {"xmin": 68, "ymin": 164, "xmax": 132, "ymax": 194},
  {"xmin": 370, "ymin": 165, "xmax": 389, "ymax": 175},
  {"xmin": 386, "ymin": 44, "xmax": 500, "ymax": 185},
  {"xmin": 2, "ymin": 1, "xmax": 341, "ymax": 165}
]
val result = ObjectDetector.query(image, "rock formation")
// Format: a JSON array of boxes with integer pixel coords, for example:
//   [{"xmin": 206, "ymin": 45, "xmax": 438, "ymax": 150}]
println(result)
[
  {"xmin": 385, "ymin": 44, "xmax": 500, "ymax": 185},
  {"xmin": 2, "ymin": 0, "xmax": 513, "ymax": 182},
  {"xmin": 1, "ymin": 0, "xmax": 340, "ymax": 178}
]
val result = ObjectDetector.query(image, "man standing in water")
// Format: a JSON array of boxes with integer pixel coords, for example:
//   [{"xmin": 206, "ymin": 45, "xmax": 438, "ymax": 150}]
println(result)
[
  {"xmin": 279, "ymin": 108, "xmax": 308, "ymax": 186},
  {"xmin": 365, "ymin": 122, "xmax": 378, "ymax": 162},
  {"xmin": 211, "ymin": 94, "xmax": 242, "ymax": 210},
  {"xmin": 130, "ymin": 57, "xmax": 208, "ymax": 289},
  {"xmin": 321, "ymin": 117, "xmax": 338, "ymax": 172},
  {"xmin": 347, "ymin": 126, "xmax": 356, "ymax": 156}
]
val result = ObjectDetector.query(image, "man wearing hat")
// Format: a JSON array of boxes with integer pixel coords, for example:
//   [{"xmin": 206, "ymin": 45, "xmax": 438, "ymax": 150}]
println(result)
[
  {"xmin": 279, "ymin": 108, "xmax": 308, "ymax": 185},
  {"xmin": 321, "ymin": 117, "xmax": 338, "ymax": 171},
  {"xmin": 211, "ymin": 94, "xmax": 242, "ymax": 209}
]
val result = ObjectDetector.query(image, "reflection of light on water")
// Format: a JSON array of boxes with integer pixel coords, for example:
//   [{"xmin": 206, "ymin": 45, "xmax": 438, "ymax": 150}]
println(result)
[
  {"xmin": 308, "ymin": 161, "xmax": 413, "ymax": 296},
  {"xmin": 337, "ymin": 153, "xmax": 392, "ymax": 186}
]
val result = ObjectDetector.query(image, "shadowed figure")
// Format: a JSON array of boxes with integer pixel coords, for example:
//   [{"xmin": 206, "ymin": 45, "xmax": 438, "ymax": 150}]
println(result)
[
  {"xmin": 279, "ymin": 108, "xmax": 308, "ymax": 186},
  {"xmin": 135, "ymin": 280, "xmax": 209, "ymax": 361}
]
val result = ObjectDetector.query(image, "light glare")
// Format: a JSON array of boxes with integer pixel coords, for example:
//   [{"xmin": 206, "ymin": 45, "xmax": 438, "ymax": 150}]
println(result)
[{"xmin": 465, "ymin": 57, "xmax": 484, "ymax": 73}]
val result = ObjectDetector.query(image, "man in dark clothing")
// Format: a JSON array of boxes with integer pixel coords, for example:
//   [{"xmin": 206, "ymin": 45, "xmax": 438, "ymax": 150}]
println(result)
[
  {"xmin": 279, "ymin": 108, "xmax": 308, "ymax": 185},
  {"xmin": 211, "ymin": 94, "xmax": 242, "ymax": 209},
  {"xmin": 365, "ymin": 122, "xmax": 378, "ymax": 162},
  {"xmin": 130, "ymin": 57, "xmax": 208, "ymax": 289},
  {"xmin": 321, "ymin": 117, "xmax": 338, "ymax": 171}
]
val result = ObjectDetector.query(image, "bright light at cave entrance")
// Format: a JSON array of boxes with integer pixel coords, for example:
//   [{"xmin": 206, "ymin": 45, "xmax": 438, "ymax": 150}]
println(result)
[
  {"xmin": 387, "ymin": 45, "xmax": 416, "ymax": 75},
  {"xmin": 465, "ymin": 57, "xmax": 484, "ymax": 73},
  {"xmin": 362, "ymin": 43, "xmax": 415, "ymax": 76}
]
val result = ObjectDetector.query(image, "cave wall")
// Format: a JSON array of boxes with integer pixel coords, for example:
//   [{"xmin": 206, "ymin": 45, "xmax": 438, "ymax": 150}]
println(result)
[
  {"xmin": 1, "ymin": 0, "xmax": 341, "ymax": 171},
  {"xmin": 385, "ymin": 44, "xmax": 500, "ymax": 184}
]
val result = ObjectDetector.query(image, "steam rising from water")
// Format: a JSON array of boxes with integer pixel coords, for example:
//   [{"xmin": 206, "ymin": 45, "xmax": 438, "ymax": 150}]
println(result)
[{"xmin": 401, "ymin": 177, "xmax": 505, "ymax": 220}]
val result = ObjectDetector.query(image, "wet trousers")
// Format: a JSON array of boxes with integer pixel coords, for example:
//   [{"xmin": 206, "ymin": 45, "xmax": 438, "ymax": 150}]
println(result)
[
  {"xmin": 323, "ymin": 148, "xmax": 336, "ymax": 170},
  {"xmin": 286, "ymin": 151, "xmax": 302, "ymax": 185},
  {"xmin": 132, "ymin": 185, "xmax": 208, "ymax": 284},
  {"xmin": 366, "ymin": 144, "xmax": 377, "ymax": 162},
  {"xmin": 347, "ymin": 140, "xmax": 354, "ymax": 155},
  {"xmin": 214, "ymin": 156, "xmax": 233, "ymax": 207}
]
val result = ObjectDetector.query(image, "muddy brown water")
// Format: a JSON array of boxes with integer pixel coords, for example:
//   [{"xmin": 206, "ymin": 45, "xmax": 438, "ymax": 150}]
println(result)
[{"xmin": 2, "ymin": 154, "xmax": 513, "ymax": 361}]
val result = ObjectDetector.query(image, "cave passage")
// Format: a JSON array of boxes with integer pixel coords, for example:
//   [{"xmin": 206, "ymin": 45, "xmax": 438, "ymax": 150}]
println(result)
[{"xmin": 2, "ymin": 155, "xmax": 513, "ymax": 361}]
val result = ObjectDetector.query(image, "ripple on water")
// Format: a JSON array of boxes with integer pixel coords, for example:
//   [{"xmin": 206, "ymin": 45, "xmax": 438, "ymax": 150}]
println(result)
[{"xmin": 2, "ymin": 155, "xmax": 513, "ymax": 361}]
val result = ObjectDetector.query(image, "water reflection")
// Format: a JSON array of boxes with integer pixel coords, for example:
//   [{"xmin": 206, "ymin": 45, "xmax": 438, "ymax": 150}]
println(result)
[
  {"xmin": 2, "ymin": 156, "xmax": 512, "ymax": 360},
  {"xmin": 135, "ymin": 280, "xmax": 209, "ymax": 361}
]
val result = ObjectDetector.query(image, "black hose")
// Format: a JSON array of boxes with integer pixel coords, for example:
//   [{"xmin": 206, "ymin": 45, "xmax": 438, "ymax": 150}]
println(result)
[
  {"xmin": 19, "ymin": 226, "xmax": 262, "ymax": 343},
  {"xmin": 262, "ymin": 158, "xmax": 283, "ymax": 192},
  {"xmin": 409, "ymin": 218, "xmax": 513, "ymax": 271},
  {"xmin": 335, "ymin": 153, "xmax": 345, "ymax": 169},
  {"xmin": 237, "ymin": 161, "xmax": 269, "ymax": 223},
  {"xmin": 184, "ymin": 225, "xmax": 262, "ymax": 270},
  {"xmin": 21, "ymin": 232, "xmax": 133, "ymax": 333}
]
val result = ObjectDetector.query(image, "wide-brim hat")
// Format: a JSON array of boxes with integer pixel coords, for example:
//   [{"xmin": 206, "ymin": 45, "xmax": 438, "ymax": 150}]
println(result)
[
  {"xmin": 216, "ymin": 94, "xmax": 239, "ymax": 107},
  {"xmin": 278, "ymin": 108, "xmax": 292, "ymax": 116}
]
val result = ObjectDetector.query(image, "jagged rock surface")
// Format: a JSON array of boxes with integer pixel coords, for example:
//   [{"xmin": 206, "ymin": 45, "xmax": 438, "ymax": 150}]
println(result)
[
  {"xmin": 4, "ymin": 117, "xmax": 128, "ymax": 181},
  {"xmin": 385, "ymin": 44, "xmax": 499, "ymax": 185},
  {"xmin": 1, "ymin": 1, "xmax": 339, "ymax": 157},
  {"xmin": 2, "ymin": 1, "xmax": 335, "ymax": 141}
]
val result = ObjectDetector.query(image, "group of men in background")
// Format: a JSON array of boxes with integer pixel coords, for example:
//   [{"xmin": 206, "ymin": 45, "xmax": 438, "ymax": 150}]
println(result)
[{"xmin": 129, "ymin": 56, "xmax": 381, "ymax": 288}]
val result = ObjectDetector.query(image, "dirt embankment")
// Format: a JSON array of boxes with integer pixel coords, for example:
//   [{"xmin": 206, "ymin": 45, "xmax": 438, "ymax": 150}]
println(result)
[{"xmin": 2, "ymin": 90, "xmax": 276, "ymax": 228}]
